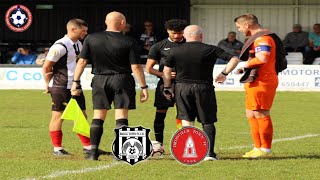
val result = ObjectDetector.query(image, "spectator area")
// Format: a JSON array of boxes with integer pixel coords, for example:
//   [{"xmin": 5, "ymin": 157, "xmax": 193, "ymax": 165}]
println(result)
[
  {"xmin": 0, "ymin": 41, "xmax": 52, "ymax": 64},
  {"xmin": 286, "ymin": 52, "xmax": 320, "ymax": 65}
]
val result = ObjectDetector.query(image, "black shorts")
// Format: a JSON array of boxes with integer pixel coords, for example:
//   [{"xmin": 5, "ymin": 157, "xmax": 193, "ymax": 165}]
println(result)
[
  {"xmin": 91, "ymin": 74, "xmax": 136, "ymax": 110},
  {"xmin": 175, "ymin": 83, "xmax": 217, "ymax": 124},
  {"xmin": 154, "ymin": 79, "xmax": 175, "ymax": 109},
  {"xmin": 50, "ymin": 87, "xmax": 86, "ymax": 111}
]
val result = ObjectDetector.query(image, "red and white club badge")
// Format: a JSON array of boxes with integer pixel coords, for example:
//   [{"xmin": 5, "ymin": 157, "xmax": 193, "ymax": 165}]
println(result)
[
  {"xmin": 5, "ymin": 4, "xmax": 33, "ymax": 32},
  {"xmin": 171, "ymin": 126, "xmax": 209, "ymax": 165}
]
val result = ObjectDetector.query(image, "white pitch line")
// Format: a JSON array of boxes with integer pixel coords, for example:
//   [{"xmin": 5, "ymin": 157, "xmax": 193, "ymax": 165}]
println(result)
[
  {"xmin": 42, "ymin": 161, "xmax": 122, "ymax": 179},
  {"xmin": 220, "ymin": 133, "xmax": 320, "ymax": 150},
  {"xmin": 272, "ymin": 134, "xmax": 320, "ymax": 143},
  {"xmin": 23, "ymin": 161, "xmax": 122, "ymax": 180}
]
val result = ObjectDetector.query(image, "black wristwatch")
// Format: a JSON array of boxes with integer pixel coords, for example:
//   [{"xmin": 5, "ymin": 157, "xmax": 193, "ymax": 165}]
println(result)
[
  {"xmin": 141, "ymin": 85, "xmax": 148, "ymax": 89},
  {"xmin": 221, "ymin": 71, "xmax": 228, "ymax": 76},
  {"xmin": 73, "ymin": 80, "xmax": 81, "ymax": 84}
]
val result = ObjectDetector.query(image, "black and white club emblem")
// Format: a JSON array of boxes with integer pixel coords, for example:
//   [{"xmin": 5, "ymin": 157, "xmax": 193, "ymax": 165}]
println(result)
[{"xmin": 112, "ymin": 126, "xmax": 152, "ymax": 165}]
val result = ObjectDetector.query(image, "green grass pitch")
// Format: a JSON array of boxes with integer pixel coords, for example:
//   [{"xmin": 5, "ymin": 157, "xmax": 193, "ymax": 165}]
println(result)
[{"xmin": 0, "ymin": 90, "xmax": 319, "ymax": 179}]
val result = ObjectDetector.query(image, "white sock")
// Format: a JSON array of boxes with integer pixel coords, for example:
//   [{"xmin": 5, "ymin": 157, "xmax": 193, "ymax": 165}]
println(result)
[
  {"xmin": 260, "ymin": 148, "xmax": 271, "ymax": 153},
  {"xmin": 253, "ymin": 147, "xmax": 260, "ymax": 151},
  {"xmin": 83, "ymin": 145, "xmax": 91, "ymax": 150},
  {"xmin": 54, "ymin": 147, "xmax": 63, "ymax": 151}
]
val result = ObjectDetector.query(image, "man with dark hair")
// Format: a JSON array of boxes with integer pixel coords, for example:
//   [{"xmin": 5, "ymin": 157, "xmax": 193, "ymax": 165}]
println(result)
[
  {"xmin": 71, "ymin": 11, "xmax": 148, "ymax": 160},
  {"xmin": 42, "ymin": 18, "xmax": 93, "ymax": 156},
  {"xmin": 164, "ymin": 19, "xmax": 188, "ymax": 32},
  {"xmin": 163, "ymin": 25, "xmax": 241, "ymax": 161},
  {"xmin": 146, "ymin": 19, "xmax": 188, "ymax": 152}
]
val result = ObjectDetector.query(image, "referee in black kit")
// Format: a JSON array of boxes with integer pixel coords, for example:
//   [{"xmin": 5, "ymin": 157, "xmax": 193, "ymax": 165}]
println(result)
[
  {"xmin": 146, "ymin": 19, "xmax": 188, "ymax": 149},
  {"xmin": 71, "ymin": 11, "xmax": 148, "ymax": 160},
  {"xmin": 162, "ymin": 25, "xmax": 240, "ymax": 160}
]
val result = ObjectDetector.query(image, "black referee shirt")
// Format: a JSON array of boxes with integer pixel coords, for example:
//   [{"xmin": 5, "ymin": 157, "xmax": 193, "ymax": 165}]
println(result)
[
  {"xmin": 148, "ymin": 38, "xmax": 185, "ymax": 72},
  {"xmin": 165, "ymin": 41, "xmax": 234, "ymax": 84},
  {"xmin": 79, "ymin": 31, "xmax": 141, "ymax": 75}
]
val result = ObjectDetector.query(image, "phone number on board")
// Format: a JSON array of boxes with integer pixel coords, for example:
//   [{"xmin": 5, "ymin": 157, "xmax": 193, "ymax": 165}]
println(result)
[{"xmin": 280, "ymin": 82, "xmax": 310, "ymax": 87}]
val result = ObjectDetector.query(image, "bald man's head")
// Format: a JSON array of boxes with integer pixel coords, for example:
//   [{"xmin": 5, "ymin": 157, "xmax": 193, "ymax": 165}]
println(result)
[
  {"xmin": 183, "ymin": 25, "xmax": 203, "ymax": 42},
  {"xmin": 105, "ymin": 11, "xmax": 126, "ymax": 31}
]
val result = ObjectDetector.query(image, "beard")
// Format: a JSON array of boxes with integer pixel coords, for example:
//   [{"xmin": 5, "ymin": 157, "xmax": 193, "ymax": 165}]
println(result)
[{"xmin": 243, "ymin": 30, "xmax": 251, "ymax": 37}]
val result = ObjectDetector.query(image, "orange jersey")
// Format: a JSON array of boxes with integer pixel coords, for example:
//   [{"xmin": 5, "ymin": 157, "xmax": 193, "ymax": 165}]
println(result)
[{"xmin": 246, "ymin": 35, "xmax": 278, "ymax": 86}]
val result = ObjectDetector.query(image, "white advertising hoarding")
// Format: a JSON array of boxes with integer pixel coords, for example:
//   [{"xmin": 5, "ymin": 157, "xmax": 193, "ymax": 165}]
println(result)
[{"xmin": 0, "ymin": 65, "xmax": 319, "ymax": 91}]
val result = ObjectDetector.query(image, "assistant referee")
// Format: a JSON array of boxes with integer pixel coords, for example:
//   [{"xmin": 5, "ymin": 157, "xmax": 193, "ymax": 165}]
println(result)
[
  {"xmin": 71, "ymin": 11, "xmax": 148, "ymax": 160},
  {"xmin": 163, "ymin": 25, "xmax": 240, "ymax": 160}
]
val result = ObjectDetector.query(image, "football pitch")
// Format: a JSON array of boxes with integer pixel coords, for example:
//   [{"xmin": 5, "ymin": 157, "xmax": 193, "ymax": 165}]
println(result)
[{"xmin": 0, "ymin": 90, "xmax": 319, "ymax": 179}]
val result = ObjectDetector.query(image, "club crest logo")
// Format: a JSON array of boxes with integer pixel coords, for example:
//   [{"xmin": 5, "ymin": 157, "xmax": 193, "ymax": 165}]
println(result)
[
  {"xmin": 5, "ymin": 4, "xmax": 33, "ymax": 32},
  {"xmin": 112, "ymin": 126, "xmax": 152, "ymax": 165},
  {"xmin": 171, "ymin": 126, "xmax": 209, "ymax": 165}
]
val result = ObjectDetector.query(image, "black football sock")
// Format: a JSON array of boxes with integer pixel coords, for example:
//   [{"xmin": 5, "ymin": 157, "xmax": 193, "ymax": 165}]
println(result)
[
  {"xmin": 116, "ymin": 119, "xmax": 128, "ymax": 128},
  {"xmin": 203, "ymin": 123, "xmax": 216, "ymax": 158},
  {"xmin": 154, "ymin": 112, "xmax": 166, "ymax": 144},
  {"xmin": 90, "ymin": 119, "xmax": 104, "ymax": 155}
]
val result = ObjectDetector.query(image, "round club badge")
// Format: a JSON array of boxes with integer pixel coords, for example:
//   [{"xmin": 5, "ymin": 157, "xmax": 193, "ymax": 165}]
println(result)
[
  {"xmin": 5, "ymin": 4, "xmax": 33, "ymax": 32},
  {"xmin": 171, "ymin": 126, "xmax": 209, "ymax": 165}
]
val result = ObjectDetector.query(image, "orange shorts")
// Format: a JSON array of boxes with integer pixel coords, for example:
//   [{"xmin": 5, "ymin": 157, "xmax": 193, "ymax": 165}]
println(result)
[{"xmin": 244, "ymin": 83, "xmax": 277, "ymax": 110}]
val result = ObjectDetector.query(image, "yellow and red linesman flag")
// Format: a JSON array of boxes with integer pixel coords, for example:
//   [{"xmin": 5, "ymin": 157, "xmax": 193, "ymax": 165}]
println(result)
[
  {"xmin": 176, "ymin": 119, "xmax": 182, "ymax": 129},
  {"xmin": 61, "ymin": 98, "xmax": 90, "ymax": 137}
]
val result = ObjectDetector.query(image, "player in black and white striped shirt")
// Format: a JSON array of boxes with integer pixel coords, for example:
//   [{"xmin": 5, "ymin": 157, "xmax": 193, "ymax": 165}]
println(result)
[{"xmin": 42, "ymin": 19, "xmax": 98, "ymax": 156}]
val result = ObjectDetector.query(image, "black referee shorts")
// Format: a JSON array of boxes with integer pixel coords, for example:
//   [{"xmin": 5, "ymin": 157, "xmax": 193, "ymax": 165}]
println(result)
[
  {"xmin": 175, "ymin": 83, "xmax": 217, "ymax": 124},
  {"xmin": 50, "ymin": 87, "xmax": 86, "ymax": 111},
  {"xmin": 154, "ymin": 79, "xmax": 175, "ymax": 109},
  {"xmin": 91, "ymin": 74, "xmax": 136, "ymax": 110}
]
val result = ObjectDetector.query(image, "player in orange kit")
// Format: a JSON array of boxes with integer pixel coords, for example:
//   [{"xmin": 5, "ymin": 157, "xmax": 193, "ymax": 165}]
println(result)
[{"xmin": 234, "ymin": 14, "xmax": 279, "ymax": 158}]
